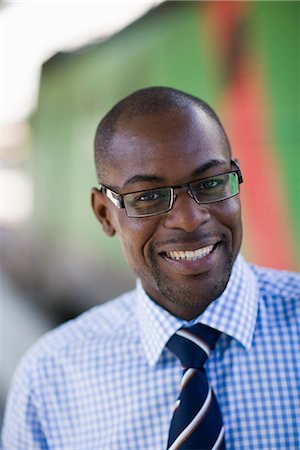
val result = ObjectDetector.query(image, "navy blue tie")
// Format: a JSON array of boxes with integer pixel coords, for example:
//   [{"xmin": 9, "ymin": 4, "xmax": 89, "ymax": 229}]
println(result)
[{"xmin": 166, "ymin": 323, "xmax": 225, "ymax": 450}]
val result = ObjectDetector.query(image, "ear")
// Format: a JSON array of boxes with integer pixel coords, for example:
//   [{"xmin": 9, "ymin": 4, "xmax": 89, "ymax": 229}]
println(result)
[{"xmin": 91, "ymin": 188, "xmax": 116, "ymax": 237}]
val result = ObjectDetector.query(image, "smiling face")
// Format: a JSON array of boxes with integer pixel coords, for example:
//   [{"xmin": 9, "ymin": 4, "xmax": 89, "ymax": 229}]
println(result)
[{"xmin": 92, "ymin": 105, "xmax": 242, "ymax": 319}]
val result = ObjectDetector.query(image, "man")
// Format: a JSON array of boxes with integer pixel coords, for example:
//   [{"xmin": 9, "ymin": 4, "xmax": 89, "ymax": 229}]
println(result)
[{"xmin": 2, "ymin": 87, "xmax": 300, "ymax": 449}]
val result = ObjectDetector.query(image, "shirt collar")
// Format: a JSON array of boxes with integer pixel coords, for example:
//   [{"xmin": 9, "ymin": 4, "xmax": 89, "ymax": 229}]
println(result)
[{"xmin": 137, "ymin": 254, "xmax": 258, "ymax": 367}]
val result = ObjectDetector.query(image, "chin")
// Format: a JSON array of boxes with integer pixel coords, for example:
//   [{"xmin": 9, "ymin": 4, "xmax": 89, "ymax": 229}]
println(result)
[
  {"xmin": 153, "ymin": 252, "xmax": 234, "ymax": 312},
  {"xmin": 160, "ymin": 276, "xmax": 229, "ymax": 309}
]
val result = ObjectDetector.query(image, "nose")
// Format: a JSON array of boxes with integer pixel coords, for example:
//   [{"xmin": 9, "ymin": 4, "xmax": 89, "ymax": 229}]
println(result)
[{"xmin": 163, "ymin": 190, "xmax": 211, "ymax": 232}]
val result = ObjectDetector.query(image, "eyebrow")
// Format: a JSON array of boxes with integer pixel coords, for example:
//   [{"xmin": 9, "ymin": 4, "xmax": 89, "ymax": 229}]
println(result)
[
  {"xmin": 122, "ymin": 159, "xmax": 229, "ymax": 188},
  {"xmin": 191, "ymin": 159, "xmax": 228, "ymax": 178},
  {"xmin": 122, "ymin": 174, "xmax": 164, "ymax": 188}
]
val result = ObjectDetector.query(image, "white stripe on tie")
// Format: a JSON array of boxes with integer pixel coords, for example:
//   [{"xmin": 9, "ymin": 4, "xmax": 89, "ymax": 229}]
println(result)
[
  {"xmin": 168, "ymin": 387, "xmax": 213, "ymax": 450},
  {"xmin": 180, "ymin": 368, "xmax": 196, "ymax": 389},
  {"xmin": 173, "ymin": 399, "xmax": 181, "ymax": 411},
  {"xmin": 176, "ymin": 329, "xmax": 211, "ymax": 357},
  {"xmin": 212, "ymin": 426, "xmax": 225, "ymax": 450}
]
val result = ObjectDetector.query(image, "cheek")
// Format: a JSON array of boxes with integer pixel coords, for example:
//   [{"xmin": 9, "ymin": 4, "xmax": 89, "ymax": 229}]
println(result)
[
  {"xmin": 214, "ymin": 197, "xmax": 242, "ymax": 247},
  {"xmin": 223, "ymin": 198, "xmax": 243, "ymax": 249},
  {"xmin": 223, "ymin": 197, "xmax": 242, "ymax": 223},
  {"xmin": 113, "ymin": 214, "xmax": 159, "ymax": 269}
]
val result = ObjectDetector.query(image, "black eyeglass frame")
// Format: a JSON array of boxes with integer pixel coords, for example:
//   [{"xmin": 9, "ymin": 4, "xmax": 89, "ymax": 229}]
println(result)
[{"xmin": 98, "ymin": 159, "xmax": 243, "ymax": 218}]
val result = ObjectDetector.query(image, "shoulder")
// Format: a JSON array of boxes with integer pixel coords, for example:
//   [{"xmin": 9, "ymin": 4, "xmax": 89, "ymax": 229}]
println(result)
[
  {"xmin": 249, "ymin": 263, "xmax": 300, "ymax": 322},
  {"xmin": 250, "ymin": 264, "xmax": 300, "ymax": 298},
  {"xmin": 18, "ymin": 288, "xmax": 138, "ymax": 373},
  {"xmin": 1, "ymin": 289, "xmax": 139, "ymax": 447}
]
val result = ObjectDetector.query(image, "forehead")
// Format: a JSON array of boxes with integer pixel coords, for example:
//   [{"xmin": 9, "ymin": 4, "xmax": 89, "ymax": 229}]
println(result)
[{"xmin": 104, "ymin": 106, "xmax": 230, "ymax": 189}]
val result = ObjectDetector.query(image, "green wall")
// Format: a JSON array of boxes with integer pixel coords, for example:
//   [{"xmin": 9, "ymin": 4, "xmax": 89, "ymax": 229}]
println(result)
[{"xmin": 31, "ymin": 1, "xmax": 300, "ymax": 271}]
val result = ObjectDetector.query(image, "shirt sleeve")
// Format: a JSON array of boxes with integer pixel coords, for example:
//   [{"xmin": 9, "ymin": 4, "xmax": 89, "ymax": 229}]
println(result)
[{"xmin": 1, "ymin": 356, "xmax": 48, "ymax": 450}]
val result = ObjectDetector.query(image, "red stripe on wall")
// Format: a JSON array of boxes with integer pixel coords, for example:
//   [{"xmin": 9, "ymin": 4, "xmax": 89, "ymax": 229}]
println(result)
[
  {"xmin": 201, "ymin": 2, "xmax": 296, "ymax": 269},
  {"xmin": 222, "ymin": 59, "xmax": 296, "ymax": 269}
]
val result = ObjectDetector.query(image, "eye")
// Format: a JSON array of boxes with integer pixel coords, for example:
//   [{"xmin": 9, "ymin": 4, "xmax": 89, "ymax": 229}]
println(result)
[
  {"xmin": 135, "ymin": 191, "xmax": 160, "ymax": 202},
  {"xmin": 195, "ymin": 178, "xmax": 224, "ymax": 190}
]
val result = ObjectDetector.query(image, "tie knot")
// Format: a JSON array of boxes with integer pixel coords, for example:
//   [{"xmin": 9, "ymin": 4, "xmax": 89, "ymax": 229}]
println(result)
[{"xmin": 166, "ymin": 323, "xmax": 220, "ymax": 369}]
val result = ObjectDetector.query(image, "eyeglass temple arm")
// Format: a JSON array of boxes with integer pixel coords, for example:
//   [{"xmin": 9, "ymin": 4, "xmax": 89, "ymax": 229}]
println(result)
[
  {"xmin": 99, "ymin": 185, "xmax": 125, "ymax": 209},
  {"xmin": 231, "ymin": 159, "xmax": 243, "ymax": 184}
]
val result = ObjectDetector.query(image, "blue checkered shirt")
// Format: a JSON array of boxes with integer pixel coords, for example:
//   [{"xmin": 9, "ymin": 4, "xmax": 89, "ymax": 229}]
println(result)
[{"xmin": 1, "ymin": 255, "xmax": 300, "ymax": 449}]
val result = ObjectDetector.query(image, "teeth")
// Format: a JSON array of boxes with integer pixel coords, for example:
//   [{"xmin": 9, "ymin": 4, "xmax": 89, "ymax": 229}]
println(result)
[{"xmin": 166, "ymin": 245, "xmax": 214, "ymax": 261}]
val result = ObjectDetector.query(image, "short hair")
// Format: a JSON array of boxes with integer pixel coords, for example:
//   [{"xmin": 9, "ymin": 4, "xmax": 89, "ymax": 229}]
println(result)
[{"xmin": 94, "ymin": 86, "xmax": 230, "ymax": 182}]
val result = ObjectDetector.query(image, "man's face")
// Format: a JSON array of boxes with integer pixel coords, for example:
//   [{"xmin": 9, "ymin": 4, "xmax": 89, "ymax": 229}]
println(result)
[{"xmin": 92, "ymin": 106, "xmax": 242, "ymax": 319}]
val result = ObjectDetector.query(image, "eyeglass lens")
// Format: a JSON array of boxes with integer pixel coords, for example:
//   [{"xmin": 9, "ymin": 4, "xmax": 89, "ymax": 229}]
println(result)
[
  {"xmin": 191, "ymin": 172, "xmax": 239, "ymax": 204},
  {"xmin": 125, "ymin": 188, "xmax": 173, "ymax": 217},
  {"xmin": 124, "ymin": 172, "xmax": 239, "ymax": 217}
]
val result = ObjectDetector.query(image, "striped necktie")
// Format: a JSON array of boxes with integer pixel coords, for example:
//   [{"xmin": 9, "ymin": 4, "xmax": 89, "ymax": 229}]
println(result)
[{"xmin": 166, "ymin": 323, "xmax": 225, "ymax": 450}]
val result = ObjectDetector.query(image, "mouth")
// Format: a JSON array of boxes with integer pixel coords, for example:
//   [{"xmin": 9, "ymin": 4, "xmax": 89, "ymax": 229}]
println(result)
[
  {"xmin": 156, "ymin": 234, "xmax": 223, "ymax": 276},
  {"xmin": 160, "ymin": 242, "xmax": 219, "ymax": 263},
  {"xmin": 157, "ymin": 242, "xmax": 220, "ymax": 276}
]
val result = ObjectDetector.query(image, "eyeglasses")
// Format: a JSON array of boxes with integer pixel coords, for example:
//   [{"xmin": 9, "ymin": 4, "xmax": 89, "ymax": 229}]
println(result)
[{"xmin": 99, "ymin": 159, "xmax": 243, "ymax": 218}]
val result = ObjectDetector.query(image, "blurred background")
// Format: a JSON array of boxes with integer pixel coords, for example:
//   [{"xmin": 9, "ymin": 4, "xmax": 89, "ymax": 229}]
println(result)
[{"xmin": 1, "ymin": 0, "xmax": 299, "ymax": 423}]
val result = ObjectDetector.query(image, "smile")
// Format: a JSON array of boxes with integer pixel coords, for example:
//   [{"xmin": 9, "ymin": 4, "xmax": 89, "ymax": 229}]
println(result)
[{"xmin": 165, "ymin": 244, "xmax": 215, "ymax": 261}]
